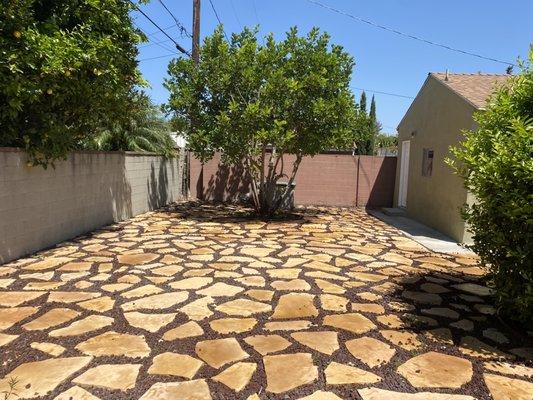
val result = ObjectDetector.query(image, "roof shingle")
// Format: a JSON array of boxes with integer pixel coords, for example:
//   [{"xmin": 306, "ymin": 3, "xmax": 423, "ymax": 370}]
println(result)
[{"xmin": 431, "ymin": 72, "xmax": 511, "ymax": 109}]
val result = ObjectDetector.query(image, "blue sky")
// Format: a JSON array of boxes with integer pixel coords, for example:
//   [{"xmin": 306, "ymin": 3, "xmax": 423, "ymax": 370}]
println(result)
[{"xmin": 133, "ymin": 0, "xmax": 532, "ymax": 134}]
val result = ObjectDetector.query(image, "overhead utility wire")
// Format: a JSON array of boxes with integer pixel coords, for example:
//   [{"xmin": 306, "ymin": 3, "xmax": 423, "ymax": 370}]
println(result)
[
  {"xmin": 351, "ymin": 86, "xmax": 414, "ymax": 100},
  {"xmin": 306, "ymin": 0, "xmax": 516, "ymax": 66},
  {"xmin": 208, "ymin": 0, "xmax": 230, "ymax": 42},
  {"xmin": 157, "ymin": 0, "xmax": 193, "ymax": 38},
  {"xmin": 129, "ymin": 0, "xmax": 190, "ymax": 56}
]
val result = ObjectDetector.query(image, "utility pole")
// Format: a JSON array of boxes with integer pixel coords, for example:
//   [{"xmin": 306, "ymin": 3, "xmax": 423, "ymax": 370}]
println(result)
[
  {"xmin": 192, "ymin": 0, "xmax": 201, "ymax": 65},
  {"xmin": 191, "ymin": 0, "xmax": 201, "ymax": 199}
]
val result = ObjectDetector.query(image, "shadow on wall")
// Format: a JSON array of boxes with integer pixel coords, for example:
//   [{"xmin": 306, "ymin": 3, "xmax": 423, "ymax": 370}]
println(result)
[
  {"xmin": 112, "ymin": 156, "xmax": 133, "ymax": 221},
  {"xmin": 359, "ymin": 156, "xmax": 397, "ymax": 208},
  {"xmin": 147, "ymin": 159, "xmax": 170, "ymax": 210},
  {"xmin": 200, "ymin": 162, "xmax": 251, "ymax": 203}
]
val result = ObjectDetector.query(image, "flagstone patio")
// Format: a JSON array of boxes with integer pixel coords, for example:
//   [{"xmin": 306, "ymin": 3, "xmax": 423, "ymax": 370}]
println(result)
[{"xmin": 0, "ymin": 202, "xmax": 531, "ymax": 399}]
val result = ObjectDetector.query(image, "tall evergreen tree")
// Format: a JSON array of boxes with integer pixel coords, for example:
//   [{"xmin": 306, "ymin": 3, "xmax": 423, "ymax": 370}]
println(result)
[
  {"xmin": 359, "ymin": 91, "xmax": 367, "ymax": 113},
  {"xmin": 369, "ymin": 95, "xmax": 376, "ymax": 122}
]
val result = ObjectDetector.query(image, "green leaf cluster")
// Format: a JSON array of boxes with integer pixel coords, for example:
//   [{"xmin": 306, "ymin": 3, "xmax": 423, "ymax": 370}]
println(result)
[
  {"xmin": 0, "ymin": 0, "xmax": 145, "ymax": 166},
  {"xmin": 449, "ymin": 47, "xmax": 533, "ymax": 327}
]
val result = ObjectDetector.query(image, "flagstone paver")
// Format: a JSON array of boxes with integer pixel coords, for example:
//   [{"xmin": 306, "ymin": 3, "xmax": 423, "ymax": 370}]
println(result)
[{"xmin": 0, "ymin": 203, "xmax": 530, "ymax": 399}]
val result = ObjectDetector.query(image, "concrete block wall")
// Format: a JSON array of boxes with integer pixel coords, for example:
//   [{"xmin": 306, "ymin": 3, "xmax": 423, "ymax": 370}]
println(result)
[{"xmin": 0, "ymin": 148, "xmax": 184, "ymax": 263}]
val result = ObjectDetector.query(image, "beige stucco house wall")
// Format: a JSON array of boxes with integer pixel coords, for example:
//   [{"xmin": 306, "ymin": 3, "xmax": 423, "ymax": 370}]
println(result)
[{"xmin": 393, "ymin": 73, "xmax": 509, "ymax": 244}]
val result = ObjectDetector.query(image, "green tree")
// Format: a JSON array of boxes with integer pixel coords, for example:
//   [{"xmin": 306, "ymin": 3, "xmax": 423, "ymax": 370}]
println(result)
[
  {"xmin": 165, "ymin": 26, "xmax": 358, "ymax": 216},
  {"xmin": 0, "ymin": 0, "xmax": 145, "ymax": 166},
  {"xmin": 449, "ymin": 48, "xmax": 533, "ymax": 326},
  {"xmin": 359, "ymin": 91, "xmax": 367, "ymax": 113},
  {"xmin": 85, "ymin": 93, "xmax": 176, "ymax": 156}
]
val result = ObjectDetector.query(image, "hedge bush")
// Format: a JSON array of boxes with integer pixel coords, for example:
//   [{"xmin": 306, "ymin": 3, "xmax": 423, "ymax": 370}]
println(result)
[{"xmin": 450, "ymin": 48, "xmax": 533, "ymax": 327}]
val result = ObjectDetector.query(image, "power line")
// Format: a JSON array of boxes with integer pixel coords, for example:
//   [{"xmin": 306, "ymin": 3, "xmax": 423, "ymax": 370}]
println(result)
[
  {"xmin": 306, "ymin": 0, "xmax": 516, "ymax": 67},
  {"xmin": 129, "ymin": 0, "xmax": 190, "ymax": 56},
  {"xmin": 139, "ymin": 53, "xmax": 179, "ymax": 62},
  {"xmin": 351, "ymin": 86, "xmax": 415, "ymax": 100},
  {"xmin": 157, "ymin": 0, "xmax": 192, "ymax": 38},
  {"xmin": 208, "ymin": 0, "xmax": 230, "ymax": 42},
  {"xmin": 229, "ymin": 0, "xmax": 243, "ymax": 29}
]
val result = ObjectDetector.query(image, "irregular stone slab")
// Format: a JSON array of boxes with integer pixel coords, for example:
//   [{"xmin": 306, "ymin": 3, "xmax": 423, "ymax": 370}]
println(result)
[
  {"xmin": 48, "ymin": 291, "xmax": 100, "ymax": 303},
  {"xmin": 484, "ymin": 373, "xmax": 533, "ymax": 400},
  {"xmin": 213, "ymin": 362, "xmax": 257, "ymax": 392},
  {"xmin": 325, "ymin": 361, "xmax": 381, "ymax": 385},
  {"xmin": 117, "ymin": 253, "xmax": 159, "ymax": 265},
  {"xmin": 380, "ymin": 330, "xmax": 423, "ymax": 351},
  {"xmin": 77, "ymin": 296, "xmax": 115, "ymax": 313},
  {"xmin": 49, "ymin": 315, "xmax": 113, "ymax": 337},
  {"xmin": 101, "ymin": 283, "xmax": 133, "ymax": 293},
  {"xmin": 345, "ymin": 336, "xmax": 396, "ymax": 368},
  {"xmin": 358, "ymin": 388, "xmax": 476, "ymax": 400},
  {"xmin": 291, "ymin": 331, "xmax": 339, "ymax": 355},
  {"xmin": 121, "ymin": 291, "xmax": 188, "ymax": 311},
  {"xmin": 163, "ymin": 321, "xmax": 204, "ymax": 341},
  {"xmin": 216, "ymin": 299, "xmax": 271, "ymax": 317},
  {"xmin": 236, "ymin": 275, "xmax": 266, "ymax": 287},
  {"xmin": 53, "ymin": 386, "xmax": 101, "ymax": 400},
  {"xmin": 245, "ymin": 289, "xmax": 274, "ymax": 302},
  {"xmin": 139, "ymin": 380, "xmax": 212, "ymax": 400},
  {"xmin": 459, "ymin": 336, "xmax": 512, "ymax": 360},
  {"xmin": 23, "ymin": 257, "xmax": 72, "ymax": 271},
  {"xmin": 352, "ymin": 303, "xmax": 385, "ymax": 314},
  {"xmin": 177, "ymin": 296, "xmax": 213, "ymax": 321},
  {"xmin": 298, "ymin": 391, "xmax": 343, "ymax": 400},
  {"xmin": 0, "ymin": 333, "xmax": 17, "ymax": 347},
  {"xmin": 30, "ymin": 342, "xmax": 66, "ymax": 357},
  {"xmin": 124, "ymin": 312, "xmax": 176, "ymax": 332},
  {"xmin": 315, "ymin": 279, "xmax": 346, "ymax": 294},
  {"xmin": 148, "ymin": 352, "xmax": 203, "ymax": 379},
  {"xmin": 450, "ymin": 318, "xmax": 475, "ymax": 332},
  {"xmin": 23, "ymin": 281, "xmax": 66, "ymax": 291},
  {"xmin": 210, "ymin": 318, "xmax": 257, "ymax": 334},
  {"xmin": 169, "ymin": 277, "xmax": 213, "ymax": 290},
  {"xmin": 23, "ymin": 308, "xmax": 80, "ymax": 331},
  {"xmin": 323, "ymin": 313, "xmax": 376, "ymax": 334},
  {"xmin": 271, "ymin": 279, "xmax": 311, "ymax": 291},
  {"xmin": 483, "ymin": 328, "xmax": 509, "ymax": 344},
  {"xmin": 425, "ymin": 328, "xmax": 454, "ymax": 345},
  {"xmin": 195, "ymin": 338, "xmax": 249, "ymax": 368},
  {"xmin": 73, "ymin": 364, "xmax": 141, "ymax": 391},
  {"xmin": 422, "ymin": 307, "xmax": 460, "ymax": 319},
  {"xmin": 264, "ymin": 320, "xmax": 312, "ymax": 331},
  {"xmin": 0, "ymin": 291, "xmax": 43, "ymax": 307},
  {"xmin": 0, "ymin": 306, "xmax": 39, "ymax": 330},
  {"xmin": 0, "ymin": 356, "xmax": 92, "ymax": 398},
  {"xmin": 57, "ymin": 262, "xmax": 93, "ymax": 272},
  {"xmin": 420, "ymin": 282, "xmax": 450, "ymax": 294},
  {"xmin": 271, "ymin": 293, "xmax": 318, "ymax": 319},
  {"xmin": 320, "ymin": 294, "xmax": 348, "ymax": 312},
  {"xmin": 151, "ymin": 265, "xmax": 183, "ymax": 277},
  {"xmin": 121, "ymin": 284, "xmax": 163, "ymax": 299},
  {"xmin": 452, "ymin": 283, "xmax": 495, "ymax": 297},
  {"xmin": 484, "ymin": 361, "xmax": 533, "ymax": 378},
  {"xmin": 264, "ymin": 353, "xmax": 318, "ymax": 393},
  {"xmin": 397, "ymin": 351, "xmax": 472, "ymax": 388},
  {"xmin": 76, "ymin": 331, "xmax": 150, "ymax": 358},
  {"xmin": 402, "ymin": 290, "xmax": 442, "ymax": 305},
  {"xmin": 267, "ymin": 268, "xmax": 301, "ymax": 279},
  {"xmin": 244, "ymin": 335, "xmax": 292, "ymax": 355},
  {"xmin": 197, "ymin": 282, "xmax": 244, "ymax": 297}
]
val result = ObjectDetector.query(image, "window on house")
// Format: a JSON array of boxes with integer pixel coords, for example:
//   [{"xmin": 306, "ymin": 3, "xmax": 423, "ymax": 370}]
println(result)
[{"xmin": 422, "ymin": 148, "xmax": 434, "ymax": 177}]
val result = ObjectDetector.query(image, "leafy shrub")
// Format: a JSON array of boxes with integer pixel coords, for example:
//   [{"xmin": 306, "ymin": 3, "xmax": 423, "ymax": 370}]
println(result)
[
  {"xmin": 0, "ymin": 0, "xmax": 144, "ymax": 166},
  {"xmin": 449, "ymin": 48, "xmax": 533, "ymax": 327}
]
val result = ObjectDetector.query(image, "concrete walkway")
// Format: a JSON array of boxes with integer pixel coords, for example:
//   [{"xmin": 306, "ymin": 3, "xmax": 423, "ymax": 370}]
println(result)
[{"xmin": 368, "ymin": 209, "xmax": 476, "ymax": 255}]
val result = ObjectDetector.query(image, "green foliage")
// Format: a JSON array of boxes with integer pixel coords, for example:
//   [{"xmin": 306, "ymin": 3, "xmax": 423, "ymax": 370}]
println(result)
[
  {"xmin": 359, "ymin": 91, "xmax": 367, "ymax": 113},
  {"xmin": 85, "ymin": 93, "xmax": 176, "ymax": 156},
  {"xmin": 0, "ymin": 0, "xmax": 145, "ymax": 166},
  {"xmin": 449, "ymin": 48, "xmax": 533, "ymax": 327},
  {"xmin": 374, "ymin": 132, "xmax": 397, "ymax": 150},
  {"xmin": 165, "ymin": 26, "xmax": 359, "ymax": 215}
]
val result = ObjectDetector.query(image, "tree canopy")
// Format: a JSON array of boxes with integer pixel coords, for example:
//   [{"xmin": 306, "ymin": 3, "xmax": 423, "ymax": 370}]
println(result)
[
  {"xmin": 165, "ymin": 26, "xmax": 362, "ymax": 215},
  {"xmin": 0, "ymin": 0, "xmax": 145, "ymax": 165}
]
